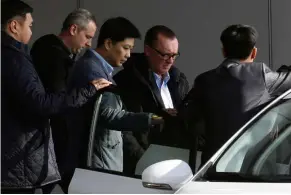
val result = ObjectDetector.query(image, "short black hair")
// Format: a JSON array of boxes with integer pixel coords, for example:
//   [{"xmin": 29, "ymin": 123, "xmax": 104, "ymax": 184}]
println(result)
[
  {"xmin": 144, "ymin": 25, "xmax": 176, "ymax": 48},
  {"xmin": 97, "ymin": 17, "xmax": 141, "ymax": 47},
  {"xmin": 220, "ymin": 24, "xmax": 258, "ymax": 60},
  {"xmin": 1, "ymin": 0, "xmax": 33, "ymax": 27}
]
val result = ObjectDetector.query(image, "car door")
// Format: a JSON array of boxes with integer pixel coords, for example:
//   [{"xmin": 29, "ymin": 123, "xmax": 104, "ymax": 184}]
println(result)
[
  {"xmin": 68, "ymin": 93, "xmax": 174, "ymax": 194},
  {"xmin": 175, "ymin": 90, "xmax": 291, "ymax": 194}
]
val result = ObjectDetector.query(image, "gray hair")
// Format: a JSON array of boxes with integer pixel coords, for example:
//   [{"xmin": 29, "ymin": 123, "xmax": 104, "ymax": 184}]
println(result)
[{"xmin": 61, "ymin": 8, "xmax": 96, "ymax": 32}]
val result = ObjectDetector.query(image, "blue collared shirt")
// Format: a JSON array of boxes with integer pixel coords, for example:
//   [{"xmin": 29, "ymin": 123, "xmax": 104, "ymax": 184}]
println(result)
[
  {"xmin": 153, "ymin": 72, "xmax": 174, "ymax": 109},
  {"xmin": 90, "ymin": 49, "xmax": 114, "ymax": 76}
]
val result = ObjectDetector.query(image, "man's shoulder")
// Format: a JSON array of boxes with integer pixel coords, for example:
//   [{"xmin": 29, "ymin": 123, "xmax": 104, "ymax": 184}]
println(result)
[
  {"xmin": 2, "ymin": 47, "xmax": 34, "ymax": 78},
  {"xmin": 68, "ymin": 52, "xmax": 106, "ymax": 88},
  {"xmin": 244, "ymin": 61, "xmax": 265, "ymax": 70},
  {"xmin": 222, "ymin": 60, "xmax": 265, "ymax": 71},
  {"xmin": 113, "ymin": 67, "xmax": 128, "ymax": 81},
  {"xmin": 35, "ymin": 34, "xmax": 57, "ymax": 41},
  {"xmin": 113, "ymin": 55, "xmax": 142, "ymax": 83},
  {"xmin": 2, "ymin": 43, "xmax": 30, "ymax": 64},
  {"xmin": 73, "ymin": 50, "xmax": 106, "ymax": 77},
  {"xmin": 115, "ymin": 53, "xmax": 146, "ymax": 76},
  {"xmin": 169, "ymin": 66, "xmax": 188, "ymax": 80},
  {"xmin": 198, "ymin": 61, "xmax": 266, "ymax": 78},
  {"xmin": 195, "ymin": 68, "xmax": 217, "ymax": 81},
  {"xmin": 76, "ymin": 50, "xmax": 102, "ymax": 69},
  {"xmin": 32, "ymin": 34, "xmax": 59, "ymax": 48},
  {"xmin": 31, "ymin": 34, "xmax": 69, "ymax": 56}
]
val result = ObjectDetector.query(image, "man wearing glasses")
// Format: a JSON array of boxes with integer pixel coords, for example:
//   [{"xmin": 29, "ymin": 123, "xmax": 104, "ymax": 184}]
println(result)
[{"xmin": 114, "ymin": 25, "xmax": 190, "ymax": 176}]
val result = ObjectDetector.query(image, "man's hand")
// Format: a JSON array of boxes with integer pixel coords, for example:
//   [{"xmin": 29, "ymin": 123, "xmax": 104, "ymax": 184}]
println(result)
[
  {"xmin": 90, "ymin": 78, "xmax": 112, "ymax": 90},
  {"xmin": 163, "ymin": 108, "xmax": 178, "ymax": 116},
  {"xmin": 150, "ymin": 115, "xmax": 164, "ymax": 132},
  {"xmin": 151, "ymin": 115, "xmax": 164, "ymax": 125}
]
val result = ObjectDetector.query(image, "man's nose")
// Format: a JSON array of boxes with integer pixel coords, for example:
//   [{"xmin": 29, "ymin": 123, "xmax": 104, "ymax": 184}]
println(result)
[
  {"xmin": 86, "ymin": 40, "xmax": 92, "ymax": 48},
  {"xmin": 166, "ymin": 56, "xmax": 175, "ymax": 63},
  {"xmin": 125, "ymin": 51, "xmax": 131, "ymax": 58}
]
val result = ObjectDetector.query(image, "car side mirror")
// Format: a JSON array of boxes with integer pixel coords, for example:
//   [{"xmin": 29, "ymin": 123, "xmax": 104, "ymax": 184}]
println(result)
[{"xmin": 141, "ymin": 160, "xmax": 193, "ymax": 191}]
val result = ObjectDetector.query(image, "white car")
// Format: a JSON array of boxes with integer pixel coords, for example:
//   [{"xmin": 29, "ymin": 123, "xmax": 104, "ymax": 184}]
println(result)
[{"xmin": 69, "ymin": 89, "xmax": 291, "ymax": 194}]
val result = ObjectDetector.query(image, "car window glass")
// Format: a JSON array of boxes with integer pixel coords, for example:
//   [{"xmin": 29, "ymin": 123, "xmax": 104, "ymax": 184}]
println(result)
[
  {"xmin": 216, "ymin": 100, "xmax": 291, "ymax": 177},
  {"xmin": 252, "ymin": 126, "xmax": 291, "ymax": 176}
]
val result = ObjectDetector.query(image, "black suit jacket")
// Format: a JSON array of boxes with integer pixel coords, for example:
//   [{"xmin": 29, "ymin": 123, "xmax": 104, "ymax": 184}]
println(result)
[
  {"xmin": 181, "ymin": 59, "xmax": 291, "ymax": 165},
  {"xmin": 114, "ymin": 53, "xmax": 190, "ymax": 175}
]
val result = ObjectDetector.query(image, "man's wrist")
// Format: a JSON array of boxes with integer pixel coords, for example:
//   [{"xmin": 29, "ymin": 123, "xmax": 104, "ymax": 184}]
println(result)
[{"xmin": 150, "ymin": 114, "xmax": 163, "ymax": 125}]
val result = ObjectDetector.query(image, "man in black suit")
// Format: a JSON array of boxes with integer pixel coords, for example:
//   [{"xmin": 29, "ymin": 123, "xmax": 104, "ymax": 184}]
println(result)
[
  {"xmin": 181, "ymin": 24, "xmax": 291, "ymax": 166},
  {"xmin": 114, "ymin": 25, "xmax": 191, "ymax": 176}
]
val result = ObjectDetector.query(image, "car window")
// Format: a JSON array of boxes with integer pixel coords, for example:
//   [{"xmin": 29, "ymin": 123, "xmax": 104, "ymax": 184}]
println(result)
[
  {"xmin": 215, "ymin": 99, "xmax": 291, "ymax": 177},
  {"xmin": 252, "ymin": 126, "xmax": 291, "ymax": 176}
]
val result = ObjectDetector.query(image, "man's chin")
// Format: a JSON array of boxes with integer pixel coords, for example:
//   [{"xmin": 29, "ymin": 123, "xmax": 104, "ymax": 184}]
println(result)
[
  {"xmin": 72, "ymin": 48, "xmax": 84, "ymax": 54},
  {"xmin": 118, "ymin": 61, "xmax": 127, "ymax": 66},
  {"xmin": 115, "ymin": 63, "xmax": 123, "ymax": 67},
  {"xmin": 162, "ymin": 67, "xmax": 171, "ymax": 73},
  {"xmin": 77, "ymin": 48, "xmax": 84, "ymax": 53}
]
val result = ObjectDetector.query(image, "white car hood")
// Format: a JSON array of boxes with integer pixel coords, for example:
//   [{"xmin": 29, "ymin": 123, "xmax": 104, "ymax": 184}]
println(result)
[{"xmin": 176, "ymin": 181, "xmax": 291, "ymax": 194}]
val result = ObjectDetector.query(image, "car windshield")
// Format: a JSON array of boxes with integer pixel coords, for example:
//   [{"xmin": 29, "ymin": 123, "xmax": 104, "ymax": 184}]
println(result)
[{"xmin": 204, "ymin": 98, "xmax": 291, "ymax": 182}]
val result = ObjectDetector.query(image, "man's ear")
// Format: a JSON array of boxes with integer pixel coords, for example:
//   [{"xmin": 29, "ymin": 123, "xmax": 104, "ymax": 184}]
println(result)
[
  {"xmin": 250, "ymin": 47, "xmax": 257, "ymax": 60},
  {"xmin": 8, "ymin": 20, "xmax": 20, "ymax": 34},
  {"xmin": 69, "ymin": 24, "xmax": 78, "ymax": 36},
  {"xmin": 104, "ymin": 39, "xmax": 113, "ymax": 51},
  {"xmin": 144, "ymin": 45, "xmax": 151, "ymax": 56}
]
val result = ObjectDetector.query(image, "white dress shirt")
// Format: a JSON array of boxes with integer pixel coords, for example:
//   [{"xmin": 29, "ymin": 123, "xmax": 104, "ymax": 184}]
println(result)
[{"xmin": 153, "ymin": 72, "xmax": 174, "ymax": 109}]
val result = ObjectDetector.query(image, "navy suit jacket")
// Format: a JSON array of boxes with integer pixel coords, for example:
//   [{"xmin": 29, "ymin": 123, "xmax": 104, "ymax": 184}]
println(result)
[
  {"xmin": 67, "ymin": 49, "xmax": 151, "ymax": 172},
  {"xmin": 68, "ymin": 49, "xmax": 115, "ymax": 90}
]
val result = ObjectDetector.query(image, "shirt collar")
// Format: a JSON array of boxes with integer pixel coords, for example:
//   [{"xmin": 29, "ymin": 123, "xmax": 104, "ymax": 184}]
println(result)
[
  {"xmin": 90, "ymin": 49, "xmax": 114, "ymax": 75},
  {"xmin": 153, "ymin": 72, "xmax": 170, "ymax": 88}
]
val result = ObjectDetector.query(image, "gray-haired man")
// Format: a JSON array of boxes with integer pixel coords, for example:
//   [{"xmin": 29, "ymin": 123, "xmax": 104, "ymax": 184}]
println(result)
[
  {"xmin": 30, "ymin": 8, "xmax": 99, "ymax": 192},
  {"xmin": 31, "ymin": 8, "xmax": 97, "ymax": 92}
]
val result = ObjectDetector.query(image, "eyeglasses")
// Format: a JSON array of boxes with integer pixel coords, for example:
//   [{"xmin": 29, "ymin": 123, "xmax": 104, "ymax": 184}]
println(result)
[{"xmin": 150, "ymin": 47, "xmax": 180, "ymax": 60}]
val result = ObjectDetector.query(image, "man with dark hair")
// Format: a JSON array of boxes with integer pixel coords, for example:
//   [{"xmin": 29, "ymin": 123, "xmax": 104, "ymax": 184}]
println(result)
[
  {"xmin": 1, "ymin": 1, "xmax": 111, "ymax": 193},
  {"xmin": 30, "ymin": 9, "xmax": 99, "ymax": 192},
  {"xmin": 180, "ymin": 24, "xmax": 291, "ymax": 166},
  {"xmin": 67, "ymin": 17, "xmax": 163, "ymax": 172},
  {"xmin": 113, "ymin": 25, "xmax": 190, "ymax": 176},
  {"xmin": 96, "ymin": 17, "xmax": 141, "ymax": 48}
]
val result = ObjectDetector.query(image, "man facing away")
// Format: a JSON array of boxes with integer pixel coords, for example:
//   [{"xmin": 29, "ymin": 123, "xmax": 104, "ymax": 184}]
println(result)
[
  {"xmin": 114, "ymin": 25, "xmax": 191, "ymax": 175},
  {"xmin": 1, "ymin": 1, "xmax": 111, "ymax": 193},
  {"xmin": 67, "ymin": 17, "xmax": 163, "ymax": 172},
  {"xmin": 180, "ymin": 24, "xmax": 291, "ymax": 166},
  {"xmin": 30, "ymin": 9, "xmax": 99, "ymax": 192}
]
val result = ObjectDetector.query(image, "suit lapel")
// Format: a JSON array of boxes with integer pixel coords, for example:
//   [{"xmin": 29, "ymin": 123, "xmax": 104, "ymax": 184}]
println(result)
[
  {"xmin": 167, "ymin": 78, "xmax": 179, "ymax": 108},
  {"xmin": 129, "ymin": 65, "xmax": 161, "ymax": 108}
]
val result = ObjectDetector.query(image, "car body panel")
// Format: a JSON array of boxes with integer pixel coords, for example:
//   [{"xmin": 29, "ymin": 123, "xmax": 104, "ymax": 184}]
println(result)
[
  {"xmin": 175, "ymin": 181, "xmax": 291, "ymax": 194},
  {"xmin": 68, "ymin": 168, "xmax": 171, "ymax": 194}
]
